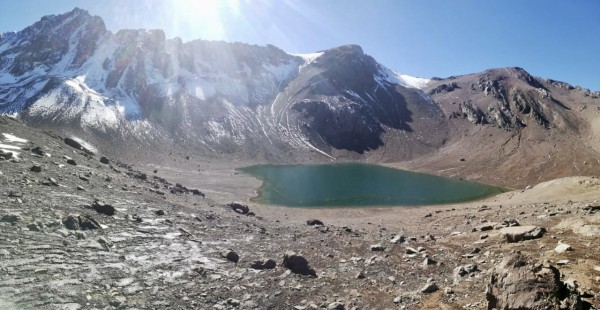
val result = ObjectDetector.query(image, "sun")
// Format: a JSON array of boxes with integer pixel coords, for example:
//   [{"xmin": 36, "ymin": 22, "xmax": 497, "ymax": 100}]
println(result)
[{"xmin": 166, "ymin": 0, "xmax": 242, "ymax": 41}]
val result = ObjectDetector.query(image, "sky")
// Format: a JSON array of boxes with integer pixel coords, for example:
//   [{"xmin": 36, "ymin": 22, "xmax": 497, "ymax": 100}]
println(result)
[{"xmin": 0, "ymin": 0, "xmax": 598, "ymax": 90}]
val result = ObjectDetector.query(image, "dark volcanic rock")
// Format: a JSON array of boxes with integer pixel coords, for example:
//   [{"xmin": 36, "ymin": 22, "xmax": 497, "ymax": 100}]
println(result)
[
  {"xmin": 63, "ymin": 214, "xmax": 101, "ymax": 230},
  {"xmin": 282, "ymin": 253, "xmax": 317, "ymax": 277},
  {"xmin": 486, "ymin": 254, "xmax": 583, "ymax": 309},
  {"xmin": 91, "ymin": 201, "xmax": 116, "ymax": 216},
  {"xmin": 228, "ymin": 202, "xmax": 249, "ymax": 215},
  {"xmin": 100, "ymin": 156, "xmax": 110, "ymax": 164},
  {"xmin": 127, "ymin": 171, "xmax": 147, "ymax": 181},
  {"xmin": 66, "ymin": 159, "xmax": 77, "ymax": 166},
  {"xmin": 250, "ymin": 259, "xmax": 277, "ymax": 270},
  {"xmin": 155, "ymin": 210, "xmax": 165, "ymax": 216},
  {"xmin": 62, "ymin": 215, "xmax": 80, "ymax": 230},
  {"xmin": 307, "ymin": 219, "xmax": 324, "ymax": 226},
  {"xmin": 1, "ymin": 214, "xmax": 22, "ymax": 223},
  {"xmin": 64, "ymin": 137, "xmax": 82, "ymax": 151},
  {"xmin": 31, "ymin": 146, "xmax": 47, "ymax": 156},
  {"xmin": 30, "ymin": 164, "xmax": 42, "ymax": 172},
  {"xmin": 190, "ymin": 189, "xmax": 205, "ymax": 197},
  {"xmin": 80, "ymin": 215, "xmax": 101, "ymax": 230},
  {"xmin": 223, "ymin": 250, "xmax": 239, "ymax": 263}
]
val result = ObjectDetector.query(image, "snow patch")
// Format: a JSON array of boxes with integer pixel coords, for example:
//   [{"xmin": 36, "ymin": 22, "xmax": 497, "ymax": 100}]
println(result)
[
  {"xmin": 263, "ymin": 60, "xmax": 299, "ymax": 84},
  {"xmin": 0, "ymin": 143, "xmax": 21, "ymax": 150},
  {"xmin": 376, "ymin": 66, "xmax": 430, "ymax": 89},
  {"xmin": 291, "ymin": 51, "xmax": 323, "ymax": 70},
  {"xmin": 2, "ymin": 133, "xmax": 28, "ymax": 144}
]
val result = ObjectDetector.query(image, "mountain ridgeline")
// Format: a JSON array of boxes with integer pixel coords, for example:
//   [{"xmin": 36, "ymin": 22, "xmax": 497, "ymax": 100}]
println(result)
[{"xmin": 2, "ymin": 8, "xmax": 600, "ymax": 186}]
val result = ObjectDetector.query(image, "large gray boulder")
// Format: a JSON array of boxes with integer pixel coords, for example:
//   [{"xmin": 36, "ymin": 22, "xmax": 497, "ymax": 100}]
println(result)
[
  {"xmin": 498, "ymin": 225, "xmax": 545, "ymax": 242},
  {"xmin": 486, "ymin": 254, "xmax": 583, "ymax": 309}
]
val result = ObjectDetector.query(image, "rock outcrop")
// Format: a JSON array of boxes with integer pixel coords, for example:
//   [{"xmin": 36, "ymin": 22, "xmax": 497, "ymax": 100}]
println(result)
[{"xmin": 486, "ymin": 254, "xmax": 583, "ymax": 309}]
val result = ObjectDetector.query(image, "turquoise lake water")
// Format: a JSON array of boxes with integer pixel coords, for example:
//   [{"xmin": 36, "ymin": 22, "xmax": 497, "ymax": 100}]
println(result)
[{"xmin": 239, "ymin": 163, "xmax": 506, "ymax": 207}]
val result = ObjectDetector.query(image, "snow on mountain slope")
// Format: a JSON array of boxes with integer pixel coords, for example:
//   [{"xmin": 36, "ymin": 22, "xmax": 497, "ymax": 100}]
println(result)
[
  {"xmin": 0, "ymin": 8, "xmax": 449, "ymax": 160},
  {"xmin": 376, "ymin": 65, "xmax": 430, "ymax": 89}
]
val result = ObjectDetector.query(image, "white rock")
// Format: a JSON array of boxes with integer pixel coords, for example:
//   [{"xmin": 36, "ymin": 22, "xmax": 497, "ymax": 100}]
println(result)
[{"xmin": 554, "ymin": 243, "xmax": 572, "ymax": 254}]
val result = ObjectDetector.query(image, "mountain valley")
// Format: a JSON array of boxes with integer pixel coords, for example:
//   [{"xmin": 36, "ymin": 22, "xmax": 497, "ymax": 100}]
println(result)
[{"xmin": 1, "ymin": 8, "xmax": 600, "ymax": 310}]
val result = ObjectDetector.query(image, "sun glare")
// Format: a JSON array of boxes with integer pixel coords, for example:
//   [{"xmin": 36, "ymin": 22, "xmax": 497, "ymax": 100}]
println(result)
[{"xmin": 166, "ymin": 0, "xmax": 242, "ymax": 41}]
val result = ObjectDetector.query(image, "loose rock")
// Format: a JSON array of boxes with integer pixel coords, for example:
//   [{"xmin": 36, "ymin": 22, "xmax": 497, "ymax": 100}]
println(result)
[
  {"xmin": 554, "ymin": 243, "xmax": 573, "ymax": 254},
  {"xmin": 223, "ymin": 250, "xmax": 239, "ymax": 263},
  {"xmin": 390, "ymin": 234, "xmax": 405, "ymax": 244},
  {"xmin": 100, "ymin": 156, "xmax": 110, "ymax": 164},
  {"xmin": 370, "ymin": 244, "xmax": 385, "ymax": 251},
  {"xmin": 228, "ymin": 202, "xmax": 249, "ymax": 215},
  {"xmin": 282, "ymin": 253, "xmax": 316, "ymax": 277},
  {"xmin": 250, "ymin": 259, "xmax": 276, "ymax": 270},
  {"xmin": 327, "ymin": 302, "xmax": 345, "ymax": 310},
  {"xmin": 498, "ymin": 225, "xmax": 546, "ymax": 242},
  {"xmin": 306, "ymin": 219, "xmax": 324, "ymax": 226},
  {"xmin": 420, "ymin": 278, "xmax": 438, "ymax": 294},
  {"xmin": 91, "ymin": 201, "xmax": 116, "ymax": 216}
]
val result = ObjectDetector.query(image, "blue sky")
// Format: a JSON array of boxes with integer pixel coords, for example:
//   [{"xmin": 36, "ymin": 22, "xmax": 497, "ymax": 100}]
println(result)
[{"xmin": 0, "ymin": 0, "xmax": 598, "ymax": 90}]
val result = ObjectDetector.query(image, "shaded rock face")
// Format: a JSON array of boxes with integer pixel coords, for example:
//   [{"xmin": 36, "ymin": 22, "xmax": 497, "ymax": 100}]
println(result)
[
  {"xmin": 486, "ymin": 254, "xmax": 583, "ymax": 310},
  {"xmin": 289, "ymin": 45, "xmax": 424, "ymax": 154},
  {"xmin": 450, "ymin": 68, "xmax": 567, "ymax": 131}
]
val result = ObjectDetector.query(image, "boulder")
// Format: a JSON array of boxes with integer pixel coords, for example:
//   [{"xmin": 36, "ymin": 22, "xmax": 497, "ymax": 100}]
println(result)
[
  {"xmin": 486, "ymin": 254, "xmax": 583, "ymax": 309},
  {"xmin": 282, "ymin": 253, "xmax": 316, "ymax": 277},
  {"xmin": 66, "ymin": 159, "xmax": 77, "ymax": 166},
  {"xmin": 30, "ymin": 164, "xmax": 42, "ymax": 172},
  {"xmin": 64, "ymin": 137, "xmax": 95, "ymax": 155},
  {"xmin": 498, "ymin": 225, "xmax": 545, "ymax": 242}
]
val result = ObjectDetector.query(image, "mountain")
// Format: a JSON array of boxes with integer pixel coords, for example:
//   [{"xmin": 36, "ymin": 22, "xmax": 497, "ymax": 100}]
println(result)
[{"xmin": 2, "ymin": 8, "xmax": 600, "ymax": 187}]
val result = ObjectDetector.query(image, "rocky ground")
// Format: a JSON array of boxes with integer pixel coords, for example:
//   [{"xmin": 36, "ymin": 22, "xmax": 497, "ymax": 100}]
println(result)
[{"xmin": 1, "ymin": 115, "xmax": 599, "ymax": 309}]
